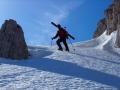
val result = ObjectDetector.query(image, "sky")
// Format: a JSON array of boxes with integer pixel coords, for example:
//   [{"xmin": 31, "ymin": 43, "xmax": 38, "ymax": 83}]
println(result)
[{"xmin": 0, "ymin": 0, "xmax": 112, "ymax": 45}]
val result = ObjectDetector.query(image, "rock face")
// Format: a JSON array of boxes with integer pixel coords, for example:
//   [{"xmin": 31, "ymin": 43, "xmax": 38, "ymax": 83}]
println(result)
[
  {"xmin": 0, "ymin": 19, "xmax": 29, "ymax": 59},
  {"xmin": 93, "ymin": 18, "xmax": 107, "ymax": 38},
  {"xmin": 114, "ymin": 0, "xmax": 120, "ymax": 47},
  {"xmin": 93, "ymin": 0, "xmax": 120, "ymax": 47},
  {"xmin": 105, "ymin": 4, "xmax": 115, "ymax": 35}
]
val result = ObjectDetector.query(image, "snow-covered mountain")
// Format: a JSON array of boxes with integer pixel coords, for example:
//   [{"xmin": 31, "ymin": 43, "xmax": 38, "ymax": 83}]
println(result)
[{"xmin": 0, "ymin": 31, "xmax": 120, "ymax": 90}]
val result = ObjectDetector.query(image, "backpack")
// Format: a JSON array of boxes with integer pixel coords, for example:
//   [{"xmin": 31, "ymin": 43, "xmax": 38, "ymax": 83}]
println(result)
[{"xmin": 58, "ymin": 28, "xmax": 68, "ymax": 39}]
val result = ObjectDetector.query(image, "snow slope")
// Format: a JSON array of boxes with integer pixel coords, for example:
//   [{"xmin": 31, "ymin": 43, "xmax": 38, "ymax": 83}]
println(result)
[{"xmin": 0, "ymin": 31, "xmax": 120, "ymax": 90}]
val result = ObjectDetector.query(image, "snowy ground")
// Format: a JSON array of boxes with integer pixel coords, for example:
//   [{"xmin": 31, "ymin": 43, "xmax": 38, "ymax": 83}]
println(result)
[{"xmin": 0, "ymin": 31, "xmax": 120, "ymax": 90}]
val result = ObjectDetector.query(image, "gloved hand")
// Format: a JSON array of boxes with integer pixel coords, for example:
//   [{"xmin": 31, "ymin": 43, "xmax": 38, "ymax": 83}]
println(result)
[
  {"xmin": 72, "ymin": 37, "xmax": 75, "ymax": 40},
  {"xmin": 51, "ymin": 37, "xmax": 54, "ymax": 40}
]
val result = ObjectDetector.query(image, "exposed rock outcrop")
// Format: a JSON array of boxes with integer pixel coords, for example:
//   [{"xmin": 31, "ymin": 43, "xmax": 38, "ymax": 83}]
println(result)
[
  {"xmin": 114, "ymin": 0, "xmax": 120, "ymax": 47},
  {"xmin": 93, "ymin": 0, "xmax": 120, "ymax": 47},
  {"xmin": 105, "ymin": 4, "xmax": 115, "ymax": 35},
  {"xmin": 93, "ymin": 18, "xmax": 107, "ymax": 38},
  {"xmin": 0, "ymin": 19, "xmax": 29, "ymax": 59}
]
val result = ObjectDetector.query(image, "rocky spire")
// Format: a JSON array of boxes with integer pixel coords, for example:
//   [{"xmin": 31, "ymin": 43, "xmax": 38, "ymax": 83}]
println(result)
[{"xmin": 0, "ymin": 19, "xmax": 29, "ymax": 59}]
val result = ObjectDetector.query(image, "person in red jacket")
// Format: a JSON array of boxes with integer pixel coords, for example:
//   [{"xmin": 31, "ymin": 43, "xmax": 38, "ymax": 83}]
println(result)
[{"xmin": 51, "ymin": 22, "xmax": 75, "ymax": 52}]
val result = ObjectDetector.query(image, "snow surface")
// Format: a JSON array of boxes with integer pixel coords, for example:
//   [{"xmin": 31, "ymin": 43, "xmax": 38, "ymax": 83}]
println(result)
[{"xmin": 0, "ymin": 31, "xmax": 120, "ymax": 90}]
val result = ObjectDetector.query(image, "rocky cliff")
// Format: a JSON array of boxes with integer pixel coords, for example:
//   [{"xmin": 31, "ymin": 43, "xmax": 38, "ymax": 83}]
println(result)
[
  {"xmin": 93, "ymin": 0, "xmax": 120, "ymax": 47},
  {"xmin": 93, "ymin": 18, "xmax": 107, "ymax": 38},
  {"xmin": 0, "ymin": 19, "xmax": 29, "ymax": 59}
]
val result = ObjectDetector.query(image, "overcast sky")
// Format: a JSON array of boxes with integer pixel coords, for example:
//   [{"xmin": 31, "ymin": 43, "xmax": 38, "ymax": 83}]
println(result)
[{"xmin": 0, "ymin": 0, "xmax": 112, "ymax": 45}]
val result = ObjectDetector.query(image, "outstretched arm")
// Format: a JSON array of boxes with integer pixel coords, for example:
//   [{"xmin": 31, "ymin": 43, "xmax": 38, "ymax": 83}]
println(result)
[
  {"xmin": 68, "ymin": 33, "xmax": 75, "ymax": 40},
  {"xmin": 52, "ymin": 32, "xmax": 59, "ymax": 39}
]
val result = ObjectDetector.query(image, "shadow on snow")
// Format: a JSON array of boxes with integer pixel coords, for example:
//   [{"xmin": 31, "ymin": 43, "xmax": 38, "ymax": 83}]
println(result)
[{"xmin": 0, "ymin": 47, "xmax": 120, "ymax": 89}]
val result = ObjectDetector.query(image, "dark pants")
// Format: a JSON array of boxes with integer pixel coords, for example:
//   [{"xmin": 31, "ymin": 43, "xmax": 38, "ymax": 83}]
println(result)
[{"xmin": 56, "ymin": 38, "xmax": 69, "ymax": 51}]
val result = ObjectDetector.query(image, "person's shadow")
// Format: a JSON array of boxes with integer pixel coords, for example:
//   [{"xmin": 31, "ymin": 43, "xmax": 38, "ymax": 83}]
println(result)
[{"xmin": 0, "ymin": 46, "xmax": 120, "ymax": 89}]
